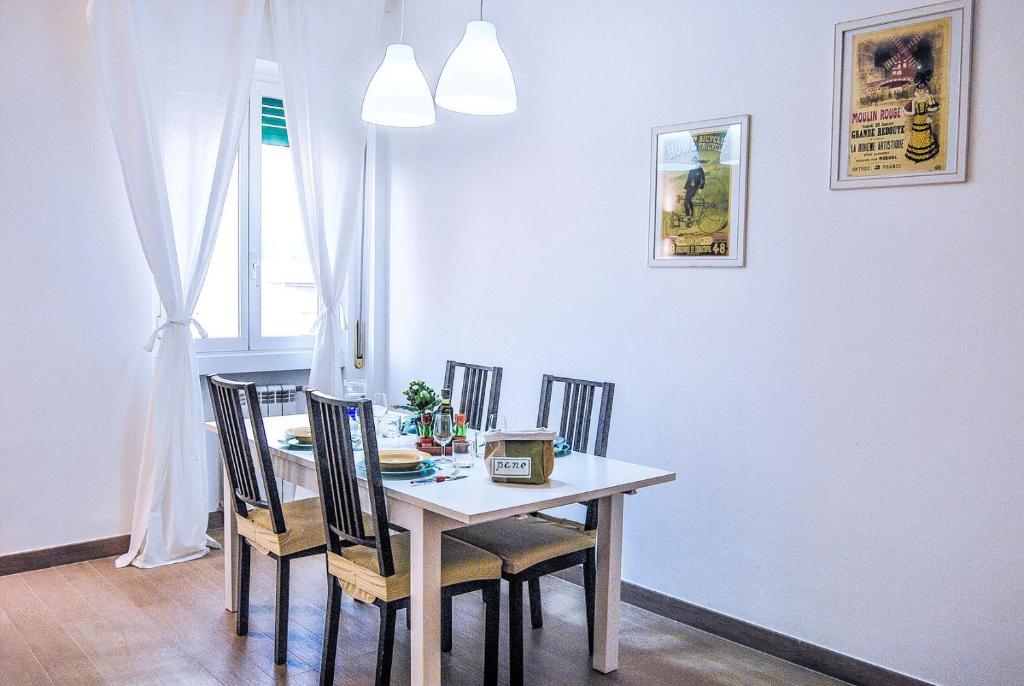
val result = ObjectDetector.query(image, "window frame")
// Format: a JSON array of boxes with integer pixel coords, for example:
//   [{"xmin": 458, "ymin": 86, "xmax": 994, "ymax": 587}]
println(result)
[
  {"xmin": 245, "ymin": 76, "xmax": 316, "ymax": 353},
  {"xmin": 193, "ymin": 59, "xmax": 351, "ymax": 373}
]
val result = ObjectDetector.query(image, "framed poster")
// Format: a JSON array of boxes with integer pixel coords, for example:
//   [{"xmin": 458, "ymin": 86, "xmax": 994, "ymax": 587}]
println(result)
[
  {"xmin": 648, "ymin": 114, "xmax": 749, "ymax": 267},
  {"xmin": 830, "ymin": 0, "xmax": 972, "ymax": 189}
]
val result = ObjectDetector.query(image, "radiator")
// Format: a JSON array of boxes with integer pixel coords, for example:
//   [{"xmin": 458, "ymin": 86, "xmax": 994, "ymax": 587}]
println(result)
[{"xmin": 253, "ymin": 384, "xmax": 303, "ymax": 417}]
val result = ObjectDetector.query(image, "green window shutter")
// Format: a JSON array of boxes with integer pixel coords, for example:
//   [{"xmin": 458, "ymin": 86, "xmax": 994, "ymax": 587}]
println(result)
[{"xmin": 261, "ymin": 96, "xmax": 289, "ymax": 147}]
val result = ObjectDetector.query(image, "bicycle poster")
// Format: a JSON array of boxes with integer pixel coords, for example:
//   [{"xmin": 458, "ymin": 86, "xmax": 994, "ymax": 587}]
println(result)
[{"xmin": 648, "ymin": 115, "xmax": 748, "ymax": 267}]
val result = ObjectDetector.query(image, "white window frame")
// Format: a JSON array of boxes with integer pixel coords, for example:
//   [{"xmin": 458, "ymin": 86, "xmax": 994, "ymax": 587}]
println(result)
[
  {"xmin": 245, "ymin": 76, "xmax": 316, "ymax": 353},
  {"xmin": 189, "ymin": 60, "xmax": 354, "ymax": 374}
]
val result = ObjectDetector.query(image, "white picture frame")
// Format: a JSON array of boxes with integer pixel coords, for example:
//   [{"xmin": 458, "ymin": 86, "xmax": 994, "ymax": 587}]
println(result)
[
  {"xmin": 648, "ymin": 114, "xmax": 749, "ymax": 268},
  {"xmin": 830, "ymin": 0, "xmax": 972, "ymax": 189}
]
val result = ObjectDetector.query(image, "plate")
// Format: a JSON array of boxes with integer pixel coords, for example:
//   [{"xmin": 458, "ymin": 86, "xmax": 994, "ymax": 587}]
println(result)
[
  {"xmin": 279, "ymin": 437, "xmax": 313, "ymax": 450},
  {"xmin": 358, "ymin": 458, "xmax": 436, "ymax": 479},
  {"xmin": 379, "ymin": 449, "xmax": 431, "ymax": 472},
  {"xmin": 285, "ymin": 426, "xmax": 312, "ymax": 444}
]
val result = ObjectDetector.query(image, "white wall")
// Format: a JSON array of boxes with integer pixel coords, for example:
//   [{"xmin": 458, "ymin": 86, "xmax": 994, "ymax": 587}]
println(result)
[
  {"xmin": 386, "ymin": 1, "xmax": 1024, "ymax": 684},
  {"xmin": 0, "ymin": 0, "xmax": 153, "ymax": 554}
]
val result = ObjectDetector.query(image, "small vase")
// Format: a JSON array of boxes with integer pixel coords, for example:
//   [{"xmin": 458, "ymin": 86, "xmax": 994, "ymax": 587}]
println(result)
[{"xmin": 417, "ymin": 416, "xmax": 433, "ymax": 439}]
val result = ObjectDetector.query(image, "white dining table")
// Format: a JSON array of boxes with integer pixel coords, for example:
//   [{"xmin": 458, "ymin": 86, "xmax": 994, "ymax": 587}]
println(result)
[{"xmin": 204, "ymin": 413, "xmax": 675, "ymax": 686}]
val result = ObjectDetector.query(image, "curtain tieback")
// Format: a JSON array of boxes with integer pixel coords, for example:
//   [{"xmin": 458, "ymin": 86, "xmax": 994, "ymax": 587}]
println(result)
[
  {"xmin": 311, "ymin": 302, "xmax": 342, "ymax": 333},
  {"xmin": 145, "ymin": 317, "xmax": 209, "ymax": 352}
]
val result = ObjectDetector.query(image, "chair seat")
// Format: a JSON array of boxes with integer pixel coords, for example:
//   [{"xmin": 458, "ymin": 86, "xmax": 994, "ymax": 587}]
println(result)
[
  {"xmin": 235, "ymin": 497, "xmax": 336, "ymax": 557},
  {"xmin": 327, "ymin": 532, "xmax": 501, "ymax": 603},
  {"xmin": 445, "ymin": 514, "xmax": 596, "ymax": 575}
]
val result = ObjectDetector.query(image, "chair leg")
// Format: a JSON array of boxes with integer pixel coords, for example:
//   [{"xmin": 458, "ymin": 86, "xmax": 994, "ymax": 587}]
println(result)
[
  {"xmin": 528, "ymin": 577, "xmax": 543, "ymax": 629},
  {"xmin": 274, "ymin": 556, "xmax": 290, "ymax": 665},
  {"xmin": 441, "ymin": 591, "xmax": 453, "ymax": 653},
  {"xmin": 236, "ymin": 538, "xmax": 250, "ymax": 636},
  {"xmin": 508, "ymin": 578, "xmax": 524, "ymax": 686},
  {"xmin": 375, "ymin": 604, "xmax": 397, "ymax": 686},
  {"xmin": 483, "ymin": 582, "xmax": 500, "ymax": 686},
  {"xmin": 320, "ymin": 577, "xmax": 342, "ymax": 686},
  {"xmin": 583, "ymin": 549, "xmax": 596, "ymax": 656}
]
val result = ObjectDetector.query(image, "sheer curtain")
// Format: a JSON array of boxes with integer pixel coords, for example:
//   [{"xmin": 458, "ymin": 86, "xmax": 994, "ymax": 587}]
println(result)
[
  {"xmin": 88, "ymin": 0, "xmax": 264, "ymax": 568},
  {"xmin": 272, "ymin": 0, "xmax": 378, "ymax": 395}
]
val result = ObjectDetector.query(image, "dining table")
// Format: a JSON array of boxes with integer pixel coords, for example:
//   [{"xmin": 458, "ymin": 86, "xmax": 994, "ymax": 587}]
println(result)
[{"xmin": 204, "ymin": 412, "xmax": 675, "ymax": 686}]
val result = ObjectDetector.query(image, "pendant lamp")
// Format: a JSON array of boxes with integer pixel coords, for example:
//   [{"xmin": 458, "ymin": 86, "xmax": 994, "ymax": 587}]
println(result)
[
  {"xmin": 361, "ymin": 44, "xmax": 435, "ymax": 127},
  {"xmin": 361, "ymin": 1, "xmax": 435, "ymax": 127},
  {"xmin": 435, "ymin": 8, "xmax": 517, "ymax": 115}
]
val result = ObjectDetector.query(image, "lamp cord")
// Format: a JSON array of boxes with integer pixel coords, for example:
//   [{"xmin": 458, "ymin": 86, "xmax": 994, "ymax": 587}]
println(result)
[
  {"xmin": 480, "ymin": 0, "xmax": 484, "ymax": 20},
  {"xmin": 400, "ymin": 0, "xmax": 405, "ymax": 42}
]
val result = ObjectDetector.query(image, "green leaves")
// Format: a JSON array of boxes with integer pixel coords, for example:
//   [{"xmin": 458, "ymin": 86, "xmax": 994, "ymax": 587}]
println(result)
[{"xmin": 394, "ymin": 379, "xmax": 440, "ymax": 414}]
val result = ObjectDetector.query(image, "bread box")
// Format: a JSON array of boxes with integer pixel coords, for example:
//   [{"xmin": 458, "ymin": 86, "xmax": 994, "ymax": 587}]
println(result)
[{"xmin": 484, "ymin": 428, "xmax": 556, "ymax": 484}]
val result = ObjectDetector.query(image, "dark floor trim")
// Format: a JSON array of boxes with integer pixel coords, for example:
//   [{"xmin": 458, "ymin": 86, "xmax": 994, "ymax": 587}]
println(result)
[
  {"xmin": 552, "ymin": 568, "xmax": 932, "ymax": 686},
  {"xmin": 0, "ymin": 535, "xmax": 131, "ymax": 576},
  {"xmin": 1, "ymin": 511, "xmax": 227, "ymax": 577},
  {"xmin": 208, "ymin": 509, "xmax": 224, "ymax": 531}
]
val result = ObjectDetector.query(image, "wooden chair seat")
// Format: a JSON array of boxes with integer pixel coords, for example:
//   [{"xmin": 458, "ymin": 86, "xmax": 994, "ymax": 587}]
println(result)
[
  {"xmin": 446, "ymin": 515, "xmax": 596, "ymax": 575},
  {"xmin": 307, "ymin": 392, "xmax": 500, "ymax": 686},
  {"xmin": 207, "ymin": 374, "xmax": 329, "ymax": 666},
  {"xmin": 441, "ymin": 373, "xmax": 614, "ymax": 686},
  {"xmin": 328, "ymin": 532, "xmax": 502, "ymax": 603},
  {"xmin": 235, "ymin": 497, "xmax": 371, "ymax": 558}
]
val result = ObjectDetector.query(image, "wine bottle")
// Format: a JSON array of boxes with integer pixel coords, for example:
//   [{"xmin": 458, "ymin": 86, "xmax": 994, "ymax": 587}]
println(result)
[{"xmin": 437, "ymin": 387, "xmax": 455, "ymax": 420}]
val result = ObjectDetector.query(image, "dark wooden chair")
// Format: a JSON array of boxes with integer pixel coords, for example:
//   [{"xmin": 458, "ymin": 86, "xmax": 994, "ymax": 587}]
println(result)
[
  {"xmin": 306, "ymin": 391, "xmax": 502, "ymax": 686},
  {"xmin": 206, "ymin": 375, "xmax": 327, "ymax": 666},
  {"xmin": 444, "ymin": 360, "xmax": 503, "ymax": 430},
  {"xmin": 445, "ymin": 374, "xmax": 614, "ymax": 686}
]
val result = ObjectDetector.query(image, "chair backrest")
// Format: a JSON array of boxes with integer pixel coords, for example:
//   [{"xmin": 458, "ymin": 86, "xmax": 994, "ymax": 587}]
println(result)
[
  {"xmin": 444, "ymin": 360, "xmax": 503, "ymax": 431},
  {"xmin": 305, "ymin": 390, "xmax": 395, "ymax": 577},
  {"xmin": 206, "ymin": 375, "xmax": 286, "ymax": 534},
  {"xmin": 537, "ymin": 374, "xmax": 614, "ymax": 457}
]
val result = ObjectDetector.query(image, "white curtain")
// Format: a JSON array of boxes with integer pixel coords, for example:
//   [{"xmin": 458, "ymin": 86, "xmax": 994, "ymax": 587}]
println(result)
[
  {"xmin": 272, "ymin": 0, "xmax": 378, "ymax": 396},
  {"xmin": 88, "ymin": 0, "xmax": 264, "ymax": 568}
]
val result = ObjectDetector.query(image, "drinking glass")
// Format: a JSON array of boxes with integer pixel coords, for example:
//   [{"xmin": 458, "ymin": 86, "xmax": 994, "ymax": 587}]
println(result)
[
  {"xmin": 343, "ymin": 378, "xmax": 367, "ymax": 399},
  {"xmin": 371, "ymin": 392, "xmax": 389, "ymax": 436},
  {"xmin": 433, "ymin": 414, "xmax": 454, "ymax": 466}
]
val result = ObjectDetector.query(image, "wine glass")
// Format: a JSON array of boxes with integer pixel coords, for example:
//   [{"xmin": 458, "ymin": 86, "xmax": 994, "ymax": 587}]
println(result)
[
  {"xmin": 433, "ymin": 414, "xmax": 454, "ymax": 466},
  {"xmin": 372, "ymin": 392, "xmax": 389, "ymax": 436}
]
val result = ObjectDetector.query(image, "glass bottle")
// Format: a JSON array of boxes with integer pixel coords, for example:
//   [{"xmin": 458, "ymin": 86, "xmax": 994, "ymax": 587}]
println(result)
[{"xmin": 437, "ymin": 387, "xmax": 455, "ymax": 420}]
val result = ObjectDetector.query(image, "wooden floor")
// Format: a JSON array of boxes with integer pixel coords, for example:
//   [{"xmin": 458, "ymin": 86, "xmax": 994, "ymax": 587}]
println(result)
[{"xmin": 0, "ymin": 538, "xmax": 844, "ymax": 685}]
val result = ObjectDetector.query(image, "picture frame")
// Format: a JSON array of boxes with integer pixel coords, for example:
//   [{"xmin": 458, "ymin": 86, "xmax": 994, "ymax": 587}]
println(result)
[
  {"xmin": 648, "ymin": 114, "xmax": 749, "ymax": 268},
  {"xmin": 830, "ymin": 0, "xmax": 973, "ymax": 189}
]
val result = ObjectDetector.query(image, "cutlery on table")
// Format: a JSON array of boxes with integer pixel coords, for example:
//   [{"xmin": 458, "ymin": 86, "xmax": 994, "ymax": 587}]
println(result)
[{"xmin": 410, "ymin": 474, "xmax": 468, "ymax": 486}]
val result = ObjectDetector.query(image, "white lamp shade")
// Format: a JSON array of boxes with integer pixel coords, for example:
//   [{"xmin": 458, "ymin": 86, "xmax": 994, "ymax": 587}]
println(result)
[
  {"xmin": 719, "ymin": 124, "xmax": 741, "ymax": 165},
  {"xmin": 658, "ymin": 131, "xmax": 700, "ymax": 171},
  {"xmin": 361, "ymin": 44, "xmax": 436, "ymax": 127},
  {"xmin": 435, "ymin": 21, "xmax": 517, "ymax": 115}
]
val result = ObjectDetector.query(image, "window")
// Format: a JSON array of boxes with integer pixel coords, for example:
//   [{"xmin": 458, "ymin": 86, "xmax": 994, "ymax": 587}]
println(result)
[{"xmin": 192, "ymin": 66, "xmax": 352, "ymax": 370}]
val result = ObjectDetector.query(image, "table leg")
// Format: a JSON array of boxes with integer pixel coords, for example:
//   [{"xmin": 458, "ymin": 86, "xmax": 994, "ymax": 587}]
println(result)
[
  {"xmin": 409, "ymin": 507, "xmax": 443, "ymax": 686},
  {"xmin": 593, "ymin": 492, "xmax": 623, "ymax": 673},
  {"xmin": 223, "ymin": 466, "xmax": 239, "ymax": 612}
]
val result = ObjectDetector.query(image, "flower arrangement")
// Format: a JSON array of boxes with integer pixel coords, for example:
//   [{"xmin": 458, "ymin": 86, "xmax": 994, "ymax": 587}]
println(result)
[
  {"xmin": 395, "ymin": 379, "xmax": 440, "ymax": 438},
  {"xmin": 395, "ymin": 379, "xmax": 440, "ymax": 415}
]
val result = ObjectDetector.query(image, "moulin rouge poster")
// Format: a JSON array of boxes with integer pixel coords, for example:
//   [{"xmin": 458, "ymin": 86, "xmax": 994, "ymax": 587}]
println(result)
[{"xmin": 846, "ymin": 16, "xmax": 952, "ymax": 177}]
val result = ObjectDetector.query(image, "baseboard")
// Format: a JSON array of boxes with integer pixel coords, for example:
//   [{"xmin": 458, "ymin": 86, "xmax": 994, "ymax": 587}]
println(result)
[
  {"xmin": 207, "ymin": 509, "xmax": 224, "ymax": 531},
  {"xmin": 0, "ymin": 535, "xmax": 131, "ymax": 576},
  {"xmin": 1, "ymin": 511, "xmax": 227, "ymax": 577},
  {"xmin": 552, "ymin": 568, "xmax": 933, "ymax": 686}
]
